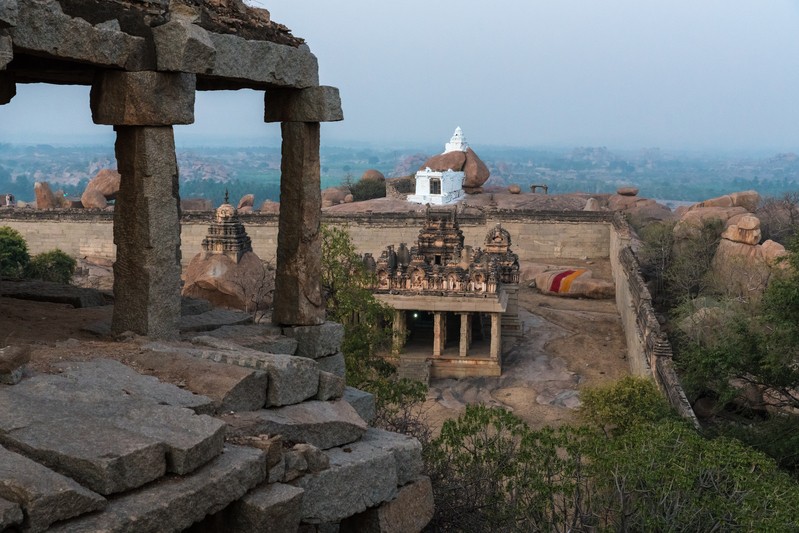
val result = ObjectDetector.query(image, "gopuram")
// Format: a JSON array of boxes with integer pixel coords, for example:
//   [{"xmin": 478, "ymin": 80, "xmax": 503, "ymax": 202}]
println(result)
[
  {"xmin": 367, "ymin": 207, "xmax": 520, "ymax": 379},
  {"xmin": 0, "ymin": 0, "xmax": 341, "ymax": 338}
]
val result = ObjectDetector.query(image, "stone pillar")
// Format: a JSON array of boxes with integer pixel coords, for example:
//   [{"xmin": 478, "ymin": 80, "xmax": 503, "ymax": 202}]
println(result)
[
  {"xmin": 433, "ymin": 312, "xmax": 444, "ymax": 357},
  {"xmin": 91, "ymin": 71, "xmax": 195, "ymax": 339},
  {"xmin": 490, "ymin": 313, "xmax": 502, "ymax": 360},
  {"xmin": 265, "ymin": 86, "xmax": 342, "ymax": 326},
  {"xmin": 459, "ymin": 313, "xmax": 471, "ymax": 357},
  {"xmin": 392, "ymin": 309, "xmax": 407, "ymax": 354}
]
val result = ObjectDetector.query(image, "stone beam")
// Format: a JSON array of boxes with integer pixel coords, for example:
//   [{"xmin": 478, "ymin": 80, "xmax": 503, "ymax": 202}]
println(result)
[
  {"xmin": 264, "ymin": 86, "xmax": 343, "ymax": 123},
  {"xmin": 10, "ymin": 0, "xmax": 147, "ymax": 70},
  {"xmin": 91, "ymin": 71, "xmax": 195, "ymax": 126},
  {"xmin": 0, "ymin": 72, "xmax": 14, "ymax": 104},
  {"xmin": 112, "ymin": 126, "xmax": 181, "ymax": 339},
  {"xmin": 152, "ymin": 19, "xmax": 216, "ymax": 74},
  {"xmin": 208, "ymin": 35, "xmax": 318, "ymax": 88},
  {"xmin": 0, "ymin": 0, "xmax": 17, "ymax": 28},
  {"xmin": 0, "ymin": 35, "xmax": 11, "ymax": 69},
  {"xmin": 272, "ymin": 122, "xmax": 324, "ymax": 326}
]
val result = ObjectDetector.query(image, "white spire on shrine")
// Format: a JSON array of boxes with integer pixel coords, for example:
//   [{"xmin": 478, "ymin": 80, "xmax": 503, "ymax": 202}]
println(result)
[{"xmin": 444, "ymin": 126, "xmax": 469, "ymax": 153}]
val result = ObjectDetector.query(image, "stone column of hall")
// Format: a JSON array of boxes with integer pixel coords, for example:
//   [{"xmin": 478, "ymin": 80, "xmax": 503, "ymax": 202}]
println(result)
[
  {"xmin": 91, "ymin": 71, "xmax": 195, "ymax": 339},
  {"xmin": 433, "ymin": 312, "xmax": 444, "ymax": 357},
  {"xmin": 459, "ymin": 312, "xmax": 471, "ymax": 357},
  {"xmin": 264, "ymin": 87, "xmax": 343, "ymax": 326},
  {"xmin": 392, "ymin": 309, "xmax": 407, "ymax": 354},
  {"xmin": 490, "ymin": 313, "xmax": 502, "ymax": 360}
]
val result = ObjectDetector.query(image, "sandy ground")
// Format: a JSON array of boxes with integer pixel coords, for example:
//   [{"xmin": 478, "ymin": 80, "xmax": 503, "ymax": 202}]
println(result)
[{"xmin": 2, "ymin": 258, "xmax": 630, "ymax": 432}]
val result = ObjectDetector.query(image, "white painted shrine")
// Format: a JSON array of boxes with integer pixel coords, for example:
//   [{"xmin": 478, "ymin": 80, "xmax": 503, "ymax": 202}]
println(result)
[{"xmin": 407, "ymin": 127, "xmax": 468, "ymax": 205}]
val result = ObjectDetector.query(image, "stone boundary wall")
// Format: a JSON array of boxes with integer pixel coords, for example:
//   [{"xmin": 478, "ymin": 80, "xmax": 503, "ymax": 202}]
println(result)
[
  {"xmin": 0, "ymin": 208, "xmax": 698, "ymax": 425},
  {"xmin": 610, "ymin": 214, "xmax": 700, "ymax": 427}
]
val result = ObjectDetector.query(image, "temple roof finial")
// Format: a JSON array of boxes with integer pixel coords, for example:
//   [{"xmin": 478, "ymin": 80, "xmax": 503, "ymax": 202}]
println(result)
[{"xmin": 224, "ymin": 189, "xmax": 229, "ymax": 205}]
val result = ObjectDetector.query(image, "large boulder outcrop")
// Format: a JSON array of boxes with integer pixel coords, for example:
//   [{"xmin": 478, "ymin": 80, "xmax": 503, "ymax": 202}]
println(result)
[
  {"xmin": 84, "ymin": 169, "xmax": 121, "ymax": 201},
  {"xmin": 182, "ymin": 251, "xmax": 273, "ymax": 312},
  {"xmin": 419, "ymin": 147, "xmax": 490, "ymax": 192},
  {"xmin": 33, "ymin": 181, "xmax": 58, "ymax": 209},
  {"xmin": 360, "ymin": 169, "xmax": 385, "ymax": 182},
  {"xmin": 690, "ymin": 190, "xmax": 760, "ymax": 213}
]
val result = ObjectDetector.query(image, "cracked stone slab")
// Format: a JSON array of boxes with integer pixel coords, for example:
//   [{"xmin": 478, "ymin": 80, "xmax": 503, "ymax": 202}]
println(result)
[
  {"xmin": 358, "ymin": 428, "xmax": 424, "ymax": 486},
  {"xmin": 282, "ymin": 321, "xmax": 344, "ymax": 360},
  {"xmin": 291, "ymin": 436, "xmax": 398, "ymax": 523},
  {"xmin": 49, "ymin": 445, "xmax": 266, "ymax": 533},
  {"xmin": 198, "ymin": 324, "xmax": 297, "ymax": 354},
  {"xmin": 224, "ymin": 399, "xmax": 367, "ymax": 450},
  {"xmin": 227, "ymin": 482, "xmax": 304, "ymax": 533},
  {"xmin": 0, "ymin": 445, "xmax": 105, "ymax": 532},
  {"xmin": 0, "ymin": 279, "xmax": 107, "ymax": 308},
  {"xmin": 341, "ymin": 476, "xmax": 435, "ymax": 533},
  {"xmin": 179, "ymin": 308, "xmax": 253, "ymax": 332}
]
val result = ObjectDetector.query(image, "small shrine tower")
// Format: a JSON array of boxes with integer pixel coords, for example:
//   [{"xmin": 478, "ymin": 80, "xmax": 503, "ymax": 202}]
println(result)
[{"xmin": 408, "ymin": 127, "xmax": 468, "ymax": 205}]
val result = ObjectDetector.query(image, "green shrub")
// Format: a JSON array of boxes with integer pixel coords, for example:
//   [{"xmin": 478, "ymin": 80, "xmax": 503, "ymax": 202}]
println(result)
[
  {"xmin": 349, "ymin": 179, "xmax": 386, "ymax": 201},
  {"xmin": 0, "ymin": 226, "xmax": 30, "ymax": 278},
  {"xmin": 26, "ymin": 249, "xmax": 76, "ymax": 284},
  {"xmin": 579, "ymin": 376, "xmax": 676, "ymax": 435}
]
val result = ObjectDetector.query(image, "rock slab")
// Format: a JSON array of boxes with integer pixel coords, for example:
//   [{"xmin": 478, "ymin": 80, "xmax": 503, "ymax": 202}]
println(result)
[{"xmin": 228, "ymin": 483, "xmax": 305, "ymax": 533}]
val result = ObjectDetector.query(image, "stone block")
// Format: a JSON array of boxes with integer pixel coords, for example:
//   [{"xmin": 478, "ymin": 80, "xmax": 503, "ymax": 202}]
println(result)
[
  {"xmin": 228, "ymin": 483, "xmax": 305, "ymax": 533},
  {"xmin": 49, "ymin": 445, "xmax": 266, "ymax": 533},
  {"xmin": 340, "ymin": 476, "xmax": 434, "ymax": 533},
  {"xmin": 10, "ymin": 0, "xmax": 146, "ymax": 69},
  {"xmin": 291, "ymin": 437, "xmax": 398, "ymax": 523},
  {"xmin": 0, "ymin": 445, "xmax": 105, "ymax": 532},
  {"xmin": 152, "ymin": 18, "xmax": 216, "ymax": 73},
  {"xmin": 209, "ymin": 34, "xmax": 319, "ymax": 88},
  {"xmin": 282, "ymin": 321, "xmax": 344, "ymax": 359},
  {"xmin": 201, "ymin": 324, "xmax": 298, "ymax": 354},
  {"xmin": 91, "ymin": 71, "xmax": 195, "ymax": 126},
  {"xmin": 316, "ymin": 371, "xmax": 345, "ymax": 401},
  {"xmin": 0, "ymin": 72, "xmax": 13, "ymax": 104},
  {"xmin": 224, "ymin": 399, "xmax": 367, "ymax": 450},
  {"xmin": 179, "ymin": 308, "xmax": 253, "ymax": 332},
  {"xmin": 0, "ymin": 279, "xmax": 107, "ymax": 308},
  {"xmin": 343, "ymin": 386, "xmax": 376, "ymax": 425},
  {"xmin": 0, "ymin": 0, "xmax": 17, "ymax": 28},
  {"xmin": 265, "ymin": 86, "xmax": 343, "ymax": 123},
  {"xmin": 0, "ymin": 35, "xmax": 11, "ymax": 69},
  {"xmin": 128, "ymin": 349, "xmax": 268, "ymax": 413},
  {"xmin": 316, "ymin": 352, "xmax": 346, "ymax": 378},
  {"xmin": 0, "ymin": 498, "xmax": 23, "ymax": 531},
  {"xmin": 359, "ymin": 428, "xmax": 423, "ymax": 486},
  {"xmin": 264, "ymin": 354, "xmax": 320, "ymax": 407}
]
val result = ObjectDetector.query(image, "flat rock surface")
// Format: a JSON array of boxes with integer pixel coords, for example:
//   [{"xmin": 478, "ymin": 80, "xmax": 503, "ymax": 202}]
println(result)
[
  {"xmin": 0, "ymin": 280, "xmax": 108, "ymax": 308},
  {"xmin": 178, "ymin": 308, "xmax": 253, "ymax": 332},
  {"xmin": 0, "ymin": 497, "xmax": 23, "ymax": 531},
  {"xmin": 228, "ymin": 482, "xmax": 305, "ymax": 533},
  {"xmin": 49, "ymin": 445, "xmax": 266, "ymax": 533}
]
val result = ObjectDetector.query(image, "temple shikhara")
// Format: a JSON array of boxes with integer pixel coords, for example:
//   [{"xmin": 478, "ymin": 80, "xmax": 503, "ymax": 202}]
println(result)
[{"xmin": 366, "ymin": 207, "xmax": 520, "ymax": 378}]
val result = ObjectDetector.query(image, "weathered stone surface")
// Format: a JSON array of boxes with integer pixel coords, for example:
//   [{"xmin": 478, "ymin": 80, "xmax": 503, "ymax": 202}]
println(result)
[
  {"xmin": 761, "ymin": 239, "xmax": 788, "ymax": 266},
  {"xmin": 284, "ymin": 448, "xmax": 308, "ymax": 482},
  {"xmin": 259, "ymin": 199, "xmax": 280, "ymax": 213},
  {"xmin": 202, "ymin": 324, "xmax": 297, "ymax": 354},
  {"xmin": 359, "ymin": 429, "xmax": 423, "ymax": 486},
  {"xmin": 128, "ymin": 349, "xmax": 267, "ymax": 413},
  {"xmin": 0, "ymin": 366, "xmax": 22, "ymax": 385},
  {"xmin": 0, "ymin": 497, "xmax": 23, "ymax": 531},
  {"xmin": 92, "ymin": 71, "xmax": 195, "ymax": 126},
  {"xmin": 273, "ymin": 122, "xmax": 325, "ymax": 326},
  {"xmin": 83, "ymin": 168, "xmax": 120, "ymax": 201},
  {"xmin": 291, "ymin": 437, "xmax": 398, "ymax": 523},
  {"xmin": 508, "ymin": 184, "xmax": 521, "ymax": 194},
  {"xmin": 674, "ymin": 206, "xmax": 748, "ymax": 240},
  {"xmin": 322, "ymin": 186, "xmax": 348, "ymax": 205},
  {"xmin": 34, "ymin": 181, "xmax": 59, "ymax": 209},
  {"xmin": 0, "ymin": 72, "xmax": 14, "ymax": 104},
  {"xmin": 112, "ymin": 126, "xmax": 181, "ymax": 339},
  {"xmin": 10, "ymin": 0, "xmax": 146, "ymax": 69},
  {"xmin": 709, "ymin": 239, "xmax": 774, "ymax": 299},
  {"xmin": 691, "ymin": 190, "xmax": 760, "ymax": 212},
  {"xmin": 181, "ymin": 296, "xmax": 214, "ymax": 317},
  {"xmin": 207, "ymin": 33, "xmax": 318, "ymax": 88},
  {"xmin": 0, "ymin": 0, "xmax": 17, "ymax": 28},
  {"xmin": 361, "ymin": 169, "xmax": 386, "ymax": 182},
  {"xmin": 224, "ymin": 399, "xmax": 367, "ymax": 450},
  {"xmin": 80, "ymin": 188, "xmax": 107, "ymax": 209},
  {"xmin": 263, "ymin": 353, "xmax": 320, "ymax": 406},
  {"xmin": 0, "ymin": 344, "xmax": 29, "ymax": 373},
  {"xmin": 316, "ymin": 352, "xmax": 346, "ymax": 378},
  {"xmin": 283, "ymin": 321, "xmax": 344, "ymax": 359},
  {"xmin": 340, "ymin": 476, "xmax": 434, "ymax": 533},
  {"xmin": 462, "ymin": 148, "xmax": 490, "ymax": 189},
  {"xmin": 237, "ymin": 193, "xmax": 255, "ymax": 209},
  {"xmin": 0, "ymin": 279, "xmax": 107, "ymax": 308},
  {"xmin": 179, "ymin": 308, "xmax": 253, "ymax": 332},
  {"xmin": 265, "ymin": 86, "xmax": 343, "ymax": 122},
  {"xmin": 182, "ymin": 251, "xmax": 272, "ymax": 311},
  {"xmin": 293, "ymin": 443, "xmax": 330, "ymax": 473},
  {"xmin": 228, "ymin": 483, "xmax": 305, "ymax": 533},
  {"xmin": 0, "ymin": 445, "xmax": 105, "ymax": 532},
  {"xmin": 316, "ymin": 371, "xmax": 345, "ymax": 401},
  {"xmin": 721, "ymin": 215, "xmax": 762, "ymax": 245},
  {"xmin": 0, "ymin": 35, "xmax": 11, "ymax": 69},
  {"xmin": 616, "ymin": 186, "xmax": 639, "ymax": 196},
  {"xmin": 49, "ymin": 445, "xmax": 266, "ymax": 533},
  {"xmin": 153, "ymin": 18, "xmax": 216, "ymax": 73},
  {"xmin": 420, "ymin": 150, "xmax": 467, "ymax": 173},
  {"xmin": 343, "ymin": 386, "xmax": 376, "ymax": 425}
]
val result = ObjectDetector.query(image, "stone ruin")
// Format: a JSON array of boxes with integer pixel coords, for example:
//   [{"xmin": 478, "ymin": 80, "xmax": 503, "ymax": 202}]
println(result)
[{"xmin": 0, "ymin": 1, "xmax": 434, "ymax": 531}]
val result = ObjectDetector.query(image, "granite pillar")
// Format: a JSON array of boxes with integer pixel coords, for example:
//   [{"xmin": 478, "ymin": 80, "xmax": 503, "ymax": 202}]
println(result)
[
  {"xmin": 433, "ymin": 312, "xmax": 444, "ymax": 357},
  {"xmin": 490, "ymin": 313, "xmax": 502, "ymax": 360},
  {"xmin": 392, "ymin": 309, "xmax": 407, "ymax": 354},
  {"xmin": 272, "ymin": 121, "xmax": 324, "ymax": 326},
  {"xmin": 459, "ymin": 313, "xmax": 471, "ymax": 357},
  {"xmin": 111, "ymin": 126, "xmax": 181, "ymax": 338}
]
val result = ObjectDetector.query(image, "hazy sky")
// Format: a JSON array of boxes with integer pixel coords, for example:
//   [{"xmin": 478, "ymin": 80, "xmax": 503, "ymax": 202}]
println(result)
[{"xmin": 1, "ymin": 0, "xmax": 798, "ymax": 150}]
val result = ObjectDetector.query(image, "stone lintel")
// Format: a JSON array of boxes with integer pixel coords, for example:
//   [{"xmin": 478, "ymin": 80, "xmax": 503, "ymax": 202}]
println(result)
[
  {"xmin": 0, "ymin": 35, "xmax": 11, "ymax": 70},
  {"xmin": 152, "ymin": 19, "xmax": 216, "ymax": 74},
  {"xmin": 0, "ymin": 72, "xmax": 14, "ymax": 104},
  {"xmin": 0, "ymin": 0, "xmax": 17, "ymax": 28},
  {"xmin": 91, "ymin": 71, "xmax": 195, "ymax": 126},
  {"xmin": 264, "ymin": 86, "xmax": 343, "ymax": 123},
  {"xmin": 209, "ymin": 34, "xmax": 319, "ymax": 88},
  {"xmin": 374, "ymin": 292, "xmax": 507, "ymax": 313}
]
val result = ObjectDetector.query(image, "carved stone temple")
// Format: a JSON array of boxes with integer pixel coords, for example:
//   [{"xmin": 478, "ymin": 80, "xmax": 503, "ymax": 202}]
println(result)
[
  {"xmin": 368, "ymin": 207, "xmax": 520, "ymax": 379},
  {"xmin": 0, "ymin": 0, "xmax": 342, "ymax": 338}
]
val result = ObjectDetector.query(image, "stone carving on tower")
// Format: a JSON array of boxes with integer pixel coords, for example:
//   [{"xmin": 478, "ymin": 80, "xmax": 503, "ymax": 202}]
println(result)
[{"xmin": 200, "ymin": 192, "xmax": 253, "ymax": 263}]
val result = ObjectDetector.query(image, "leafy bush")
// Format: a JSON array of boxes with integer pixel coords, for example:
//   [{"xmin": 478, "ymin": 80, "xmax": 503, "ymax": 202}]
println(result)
[
  {"xmin": 348, "ymin": 179, "xmax": 386, "ymax": 201},
  {"xmin": 0, "ymin": 226, "xmax": 30, "ymax": 278},
  {"xmin": 579, "ymin": 376, "xmax": 676, "ymax": 435},
  {"xmin": 26, "ymin": 249, "xmax": 76, "ymax": 284}
]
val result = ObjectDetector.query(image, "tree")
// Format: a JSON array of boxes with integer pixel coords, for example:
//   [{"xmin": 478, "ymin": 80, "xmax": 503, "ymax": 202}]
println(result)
[
  {"xmin": 0, "ymin": 226, "xmax": 30, "ymax": 278},
  {"xmin": 25, "ymin": 249, "xmax": 76, "ymax": 284}
]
